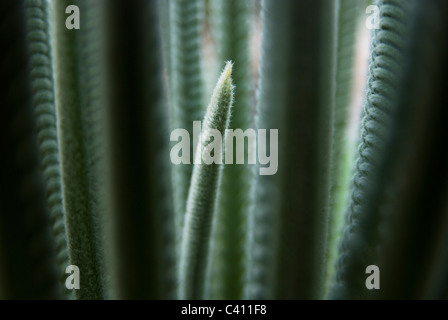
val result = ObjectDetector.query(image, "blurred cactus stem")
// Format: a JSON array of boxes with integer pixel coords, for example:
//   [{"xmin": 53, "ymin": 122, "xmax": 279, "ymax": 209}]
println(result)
[
  {"xmin": 52, "ymin": 0, "xmax": 107, "ymax": 299},
  {"xmin": 246, "ymin": 0, "xmax": 337, "ymax": 300},
  {"xmin": 169, "ymin": 0, "xmax": 205, "ymax": 251},
  {"xmin": 105, "ymin": 0, "xmax": 176, "ymax": 299}
]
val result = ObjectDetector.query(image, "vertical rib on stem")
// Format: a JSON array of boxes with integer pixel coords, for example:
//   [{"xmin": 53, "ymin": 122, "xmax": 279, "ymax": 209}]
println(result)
[
  {"xmin": 106, "ymin": 0, "xmax": 175, "ymax": 300},
  {"xmin": 25, "ymin": 0, "xmax": 70, "ymax": 297}
]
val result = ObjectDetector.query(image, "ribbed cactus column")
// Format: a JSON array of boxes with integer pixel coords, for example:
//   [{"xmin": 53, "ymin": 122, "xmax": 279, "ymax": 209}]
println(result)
[
  {"xmin": 53, "ymin": 0, "xmax": 106, "ymax": 299},
  {"xmin": 169, "ymin": 0, "xmax": 204, "ymax": 242},
  {"xmin": 329, "ymin": 0, "xmax": 417, "ymax": 299},
  {"xmin": 373, "ymin": 0, "xmax": 448, "ymax": 299},
  {"xmin": 0, "ymin": 0, "xmax": 61, "ymax": 299},
  {"xmin": 24, "ymin": 0, "xmax": 70, "ymax": 297},
  {"xmin": 246, "ymin": 0, "xmax": 337, "ymax": 299}
]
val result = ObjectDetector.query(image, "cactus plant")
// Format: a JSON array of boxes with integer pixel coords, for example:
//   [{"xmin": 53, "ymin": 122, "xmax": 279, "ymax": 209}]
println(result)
[{"xmin": 1, "ymin": 0, "xmax": 448, "ymax": 301}]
